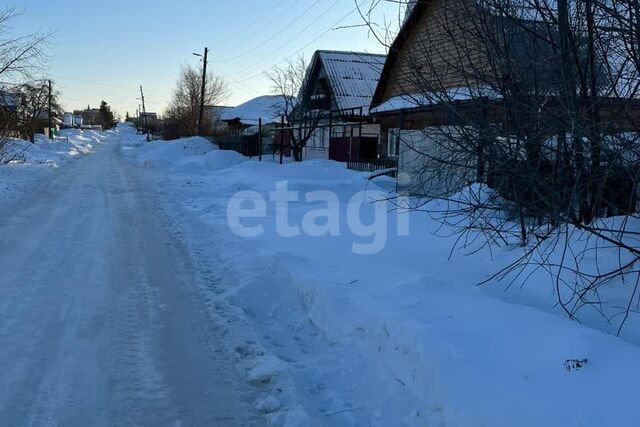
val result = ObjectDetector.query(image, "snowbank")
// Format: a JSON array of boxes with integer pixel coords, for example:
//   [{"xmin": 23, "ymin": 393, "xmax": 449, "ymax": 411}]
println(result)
[
  {"xmin": 127, "ymin": 143, "xmax": 640, "ymax": 426},
  {"xmin": 129, "ymin": 136, "xmax": 216, "ymax": 169},
  {"xmin": 0, "ymin": 128, "xmax": 109, "ymax": 208},
  {"xmin": 173, "ymin": 149, "xmax": 245, "ymax": 175}
]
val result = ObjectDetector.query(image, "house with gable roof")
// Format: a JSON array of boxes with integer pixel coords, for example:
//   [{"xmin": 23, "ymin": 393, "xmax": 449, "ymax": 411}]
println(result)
[{"xmin": 294, "ymin": 50, "xmax": 388, "ymax": 163}]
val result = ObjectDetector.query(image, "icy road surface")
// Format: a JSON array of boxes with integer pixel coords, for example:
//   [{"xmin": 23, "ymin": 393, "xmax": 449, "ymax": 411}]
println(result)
[{"xmin": 0, "ymin": 132, "xmax": 252, "ymax": 426}]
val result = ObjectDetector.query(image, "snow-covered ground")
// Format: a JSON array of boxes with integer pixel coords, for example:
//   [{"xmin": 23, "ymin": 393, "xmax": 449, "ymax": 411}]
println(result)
[
  {"xmin": 4, "ymin": 124, "xmax": 638, "ymax": 426},
  {"xmin": 127, "ymin": 127, "xmax": 640, "ymax": 426},
  {"xmin": 0, "ymin": 126, "xmax": 255, "ymax": 426},
  {"xmin": 0, "ymin": 129, "xmax": 107, "ymax": 208}
]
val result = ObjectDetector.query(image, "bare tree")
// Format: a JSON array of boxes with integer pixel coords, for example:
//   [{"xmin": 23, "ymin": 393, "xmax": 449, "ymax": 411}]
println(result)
[
  {"xmin": 266, "ymin": 56, "xmax": 322, "ymax": 162},
  {"xmin": 361, "ymin": 0, "xmax": 640, "ymax": 334},
  {"xmin": 0, "ymin": 107, "xmax": 28, "ymax": 164},
  {"xmin": 0, "ymin": 7, "xmax": 51, "ymax": 160},
  {"xmin": 17, "ymin": 81, "xmax": 62, "ymax": 142},
  {"xmin": 164, "ymin": 64, "xmax": 230, "ymax": 139},
  {"xmin": 0, "ymin": 8, "xmax": 50, "ymax": 82},
  {"xmin": 354, "ymin": 0, "xmax": 413, "ymax": 48}
]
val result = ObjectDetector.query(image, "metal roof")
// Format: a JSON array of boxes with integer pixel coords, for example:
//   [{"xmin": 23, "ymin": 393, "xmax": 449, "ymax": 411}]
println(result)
[
  {"xmin": 0, "ymin": 91, "xmax": 20, "ymax": 108},
  {"xmin": 313, "ymin": 51, "xmax": 386, "ymax": 114}
]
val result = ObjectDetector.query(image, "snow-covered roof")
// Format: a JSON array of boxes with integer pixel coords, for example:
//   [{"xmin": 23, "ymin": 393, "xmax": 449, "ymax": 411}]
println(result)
[
  {"xmin": 221, "ymin": 95, "xmax": 286, "ymax": 126},
  {"xmin": 206, "ymin": 105, "xmax": 233, "ymax": 124},
  {"xmin": 206, "ymin": 105, "xmax": 233, "ymax": 115},
  {"xmin": 370, "ymin": 87, "xmax": 501, "ymax": 114},
  {"xmin": 0, "ymin": 91, "xmax": 20, "ymax": 108},
  {"xmin": 311, "ymin": 50, "xmax": 386, "ymax": 114}
]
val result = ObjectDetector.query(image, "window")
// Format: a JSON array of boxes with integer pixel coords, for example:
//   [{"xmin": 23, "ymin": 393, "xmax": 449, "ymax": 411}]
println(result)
[{"xmin": 388, "ymin": 129, "xmax": 399, "ymax": 157}]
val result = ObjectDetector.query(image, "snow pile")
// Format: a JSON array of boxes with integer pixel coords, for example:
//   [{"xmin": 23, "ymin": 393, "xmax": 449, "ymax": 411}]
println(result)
[
  {"xmin": 127, "ymin": 142, "xmax": 640, "ymax": 426},
  {"xmin": 0, "ymin": 128, "xmax": 109, "ymax": 208},
  {"xmin": 130, "ymin": 136, "xmax": 216, "ymax": 169},
  {"xmin": 173, "ymin": 149, "xmax": 246, "ymax": 175}
]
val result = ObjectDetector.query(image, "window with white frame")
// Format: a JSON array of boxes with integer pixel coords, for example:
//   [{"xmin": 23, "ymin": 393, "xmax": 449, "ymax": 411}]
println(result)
[{"xmin": 388, "ymin": 129, "xmax": 399, "ymax": 157}]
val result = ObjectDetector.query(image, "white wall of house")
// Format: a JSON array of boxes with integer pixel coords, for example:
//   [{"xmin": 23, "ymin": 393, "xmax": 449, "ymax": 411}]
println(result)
[
  {"xmin": 393, "ymin": 127, "xmax": 477, "ymax": 196},
  {"xmin": 63, "ymin": 113, "xmax": 73, "ymax": 127},
  {"xmin": 303, "ymin": 127, "xmax": 330, "ymax": 160},
  {"xmin": 301, "ymin": 123, "xmax": 382, "ymax": 161}
]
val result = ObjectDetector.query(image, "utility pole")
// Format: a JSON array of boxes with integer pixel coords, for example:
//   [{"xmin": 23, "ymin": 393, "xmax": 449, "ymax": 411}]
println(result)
[
  {"xmin": 48, "ymin": 80, "xmax": 53, "ymax": 140},
  {"xmin": 194, "ymin": 47, "xmax": 208, "ymax": 137},
  {"xmin": 139, "ymin": 85, "xmax": 150, "ymax": 141}
]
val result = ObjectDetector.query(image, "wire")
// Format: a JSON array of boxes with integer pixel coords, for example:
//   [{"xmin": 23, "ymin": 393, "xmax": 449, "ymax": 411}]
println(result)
[
  {"xmin": 231, "ymin": 0, "xmax": 367, "ymax": 83},
  {"xmin": 216, "ymin": 0, "xmax": 305, "ymax": 56},
  {"xmin": 229, "ymin": 0, "xmax": 343, "ymax": 82},
  {"xmin": 218, "ymin": 0, "xmax": 323, "ymax": 61}
]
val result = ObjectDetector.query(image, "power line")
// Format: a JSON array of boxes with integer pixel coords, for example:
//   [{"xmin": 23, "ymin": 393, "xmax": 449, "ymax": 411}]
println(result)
[
  {"xmin": 232, "ymin": 0, "xmax": 345, "ymax": 81},
  {"xmin": 216, "ymin": 0, "xmax": 305, "ymax": 56},
  {"xmin": 231, "ymin": 1, "xmax": 367, "ymax": 83},
  {"xmin": 218, "ymin": 0, "xmax": 323, "ymax": 61}
]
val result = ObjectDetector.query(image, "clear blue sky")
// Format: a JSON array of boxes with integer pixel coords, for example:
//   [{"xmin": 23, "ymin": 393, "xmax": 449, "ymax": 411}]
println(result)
[{"xmin": 7, "ymin": 0, "xmax": 404, "ymax": 117}]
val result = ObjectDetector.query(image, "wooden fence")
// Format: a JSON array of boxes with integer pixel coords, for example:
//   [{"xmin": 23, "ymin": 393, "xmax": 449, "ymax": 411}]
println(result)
[{"xmin": 347, "ymin": 158, "xmax": 398, "ymax": 174}]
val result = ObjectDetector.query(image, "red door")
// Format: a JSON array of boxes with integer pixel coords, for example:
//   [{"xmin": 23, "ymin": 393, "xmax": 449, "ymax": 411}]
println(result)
[{"xmin": 328, "ymin": 137, "xmax": 349, "ymax": 161}]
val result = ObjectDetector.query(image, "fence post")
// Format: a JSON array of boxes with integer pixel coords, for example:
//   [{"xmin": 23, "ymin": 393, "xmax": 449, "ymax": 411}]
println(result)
[
  {"xmin": 280, "ymin": 116, "xmax": 284, "ymax": 165},
  {"xmin": 258, "ymin": 118, "xmax": 263, "ymax": 162},
  {"xmin": 359, "ymin": 106, "xmax": 363, "ymax": 158},
  {"xmin": 349, "ymin": 126, "xmax": 354, "ymax": 162},
  {"xmin": 328, "ymin": 111, "xmax": 333, "ymax": 160}
]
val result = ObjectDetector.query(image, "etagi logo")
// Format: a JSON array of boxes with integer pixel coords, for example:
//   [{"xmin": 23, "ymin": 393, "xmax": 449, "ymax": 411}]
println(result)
[{"xmin": 227, "ymin": 181, "xmax": 410, "ymax": 255}]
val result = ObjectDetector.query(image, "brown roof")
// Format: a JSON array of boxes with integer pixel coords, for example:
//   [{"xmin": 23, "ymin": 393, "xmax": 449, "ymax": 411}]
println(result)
[{"xmin": 370, "ymin": 0, "xmax": 430, "ymax": 110}]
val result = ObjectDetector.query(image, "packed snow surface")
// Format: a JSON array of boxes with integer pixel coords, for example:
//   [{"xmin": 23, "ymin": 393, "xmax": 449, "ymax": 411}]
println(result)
[{"xmin": 0, "ymin": 126, "xmax": 255, "ymax": 426}]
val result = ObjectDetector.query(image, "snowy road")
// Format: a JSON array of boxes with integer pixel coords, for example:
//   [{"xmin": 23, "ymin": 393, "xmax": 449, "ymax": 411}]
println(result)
[{"xmin": 0, "ymin": 131, "xmax": 252, "ymax": 426}]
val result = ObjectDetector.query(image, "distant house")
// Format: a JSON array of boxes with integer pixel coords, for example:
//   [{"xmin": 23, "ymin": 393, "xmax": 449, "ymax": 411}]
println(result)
[
  {"xmin": 136, "ymin": 112, "xmax": 160, "ymax": 135},
  {"xmin": 205, "ymin": 105, "xmax": 233, "ymax": 136},
  {"xmin": 63, "ymin": 112, "xmax": 73, "ymax": 127},
  {"xmin": 72, "ymin": 110, "xmax": 84, "ymax": 127},
  {"xmin": 0, "ymin": 91, "xmax": 21, "ymax": 115},
  {"xmin": 82, "ymin": 108, "xmax": 101, "ymax": 126},
  {"xmin": 138, "ymin": 112, "xmax": 158, "ymax": 126},
  {"xmin": 294, "ymin": 50, "xmax": 386, "ymax": 162},
  {"xmin": 0, "ymin": 91, "xmax": 22, "ymax": 137},
  {"xmin": 221, "ymin": 95, "xmax": 286, "ymax": 156},
  {"xmin": 35, "ymin": 110, "xmax": 63, "ymax": 134}
]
